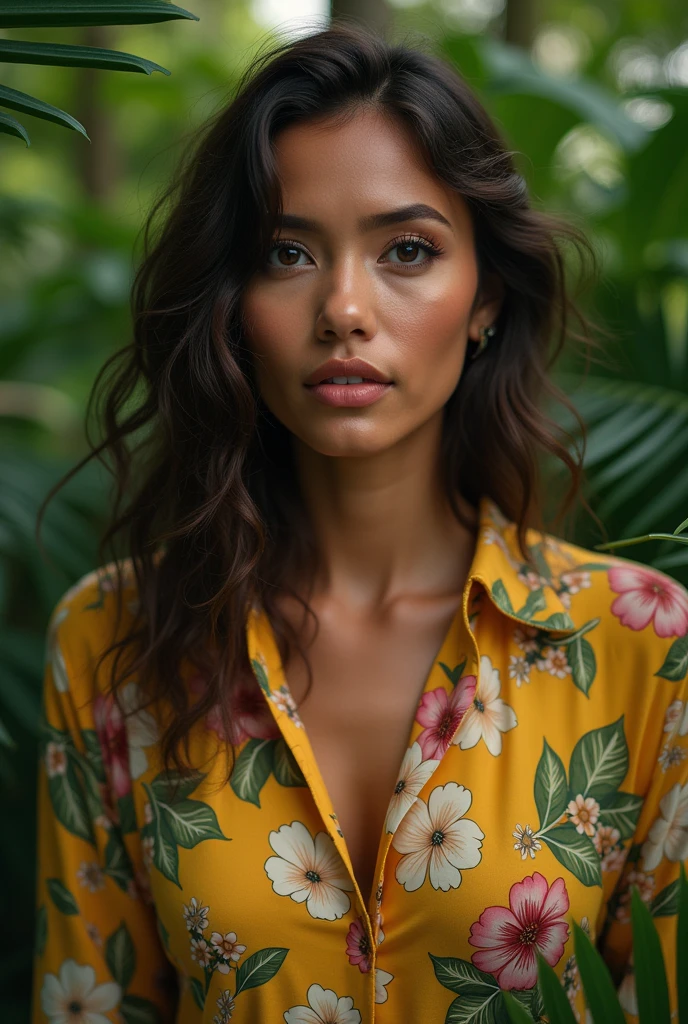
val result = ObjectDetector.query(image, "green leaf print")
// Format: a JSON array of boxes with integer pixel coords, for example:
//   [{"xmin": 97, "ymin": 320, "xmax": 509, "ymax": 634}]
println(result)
[
  {"xmin": 106, "ymin": 921, "xmax": 136, "ymax": 991},
  {"xmin": 650, "ymin": 879, "xmax": 680, "ymax": 917},
  {"xmin": 547, "ymin": 619, "xmax": 601, "ymax": 648},
  {"xmin": 568, "ymin": 716, "xmax": 628, "ymax": 801},
  {"xmin": 534, "ymin": 740, "xmax": 568, "ymax": 831},
  {"xmin": 251, "ymin": 658, "xmax": 271, "ymax": 694},
  {"xmin": 103, "ymin": 829, "xmax": 135, "ymax": 893},
  {"xmin": 230, "ymin": 738, "xmax": 275, "ymax": 806},
  {"xmin": 48, "ymin": 752, "xmax": 96, "ymax": 845},
  {"xmin": 35, "ymin": 904, "xmax": 47, "ymax": 957},
  {"xmin": 120, "ymin": 994, "xmax": 161, "ymax": 1023},
  {"xmin": 516, "ymin": 588, "xmax": 547, "ymax": 620},
  {"xmin": 655, "ymin": 636, "xmax": 688, "ymax": 682},
  {"xmin": 428, "ymin": 953, "xmax": 500, "ymax": 995},
  {"xmin": 118, "ymin": 793, "xmax": 137, "ymax": 834},
  {"xmin": 189, "ymin": 976, "xmax": 205, "ymax": 1009},
  {"xmin": 272, "ymin": 737, "xmax": 306, "ymax": 787},
  {"xmin": 440, "ymin": 660, "xmax": 467, "ymax": 686},
  {"xmin": 233, "ymin": 947, "xmax": 289, "ymax": 996},
  {"xmin": 47, "ymin": 877, "xmax": 79, "ymax": 915},
  {"xmin": 81, "ymin": 728, "xmax": 106, "ymax": 782},
  {"xmin": 597, "ymin": 791, "xmax": 643, "ymax": 840},
  {"xmin": 491, "ymin": 580, "xmax": 515, "ymax": 616},
  {"xmin": 541, "ymin": 823, "xmax": 602, "ymax": 887},
  {"xmin": 142, "ymin": 772, "xmax": 229, "ymax": 887},
  {"xmin": 446, "ymin": 990, "xmax": 509, "ymax": 1023},
  {"xmin": 567, "ymin": 636, "xmax": 597, "ymax": 697}
]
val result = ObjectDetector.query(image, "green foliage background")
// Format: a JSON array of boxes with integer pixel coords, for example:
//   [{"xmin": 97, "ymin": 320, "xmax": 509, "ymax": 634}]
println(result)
[{"xmin": 1, "ymin": 1, "xmax": 687, "ymax": 1018}]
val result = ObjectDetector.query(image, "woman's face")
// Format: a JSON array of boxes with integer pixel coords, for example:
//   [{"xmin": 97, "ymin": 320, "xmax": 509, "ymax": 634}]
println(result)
[{"xmin": 240, "ymin": 106, "xmax": 501, "ymax": 458}]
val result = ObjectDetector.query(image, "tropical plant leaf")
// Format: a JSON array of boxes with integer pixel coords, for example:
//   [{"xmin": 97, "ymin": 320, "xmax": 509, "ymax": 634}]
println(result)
[
  {"xmin": 445, "ymin": 990, "xmax": 508, "ymax": 1024},
  {"xmin": 655, "ymin": 636, "xmax": 688, "ymax": 681},
  {"xmin": 428, "ymin": 954, "xmax": 502, "ymax": 996},
  {"xmin": 503, "ymin": 993, "xmax": 534, "ymax": 1024},
  {"xmin": 572, "ymin": 921, "xmax": 625, "ymax": 1024},
  {"xmin": 0, "ymin": 110, "xmax": 29, "ymax": 144},
  {"xmin": 534, "ymin": 739, "xmax": 568, "ymax": 831},
  {"xmin": 159, "ymin": 796, "xmax": 226, "ymax": 849},
  {"xmin": 46, "ymin": 877, "xmax": 78, "ymax": 915},
  {"xmin": 103, "ymin": 829, "xmax": 135, "ymax": 893},
  {"xmin": 0, "ymin": 1, "xmax": 198, "ymax": 29},
  {"xmin": 568, "ymin": 636, "xmax": 597, "ymax": 697},
  {"xmin": 119, "ymin": 995, "xmax": 161, "ymax": 1024},
  {"xmin": 516, "ymin": 588, "xmax": 547, "ymax": 619},
  {"xmin": 631, "ymin": 885, "xmax": 670, "ymax": 1023},
  {"xmin": 536, "ymin": 955, "xmax": 577, "ymax": 1023},
  {"xmin": 149, "ymin": 769, "xmax": 205, "ymax": 804},
  {"xmin": 189, "ymin": 976, "xmax": 205, "ymax": 1010},
  {"xmin": 597, "ymin": 791, "xmax": 643, "ymax": 840},
  {"xmin": 272, "ymin": 737, "xmax": 306, "ymax": 788},
  {"xmin": 230, "ymin": 738, "xmax": 274, "ymax": 807},
  {"xmin": 47, "ymin": 755, "xmax": 95, "ymax": 845},
  {"xmin": 0, "ymin": 39, "xmax": 170, "ymax": 76},
  {"xmin": 568, "ymin": 717, "xmax": 628, "ymax": 801},
  {"xmin": 233, "ymin": 947, "xmax": 289, "ymax": 997},
  {"xmin": 651, "ymin": 878, "xmax": 680, "ymax": 917},
  {"xmin": 0, "ymin": 84, "xmax": 88, "ymax": 137}
]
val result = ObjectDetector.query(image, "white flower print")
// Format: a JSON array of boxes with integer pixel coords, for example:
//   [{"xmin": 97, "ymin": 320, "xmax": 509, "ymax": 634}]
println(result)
[
  {"xmin": 536, "ymin": 647, "xmax": 572, "ymax": 679},
  {"xmin": 270, "ymin": 685, "xmax": 304, "ymax": 728},
  {"xmin": 264, "ymin": 820, "xmax": 354, "ymax": 920},
  {"xmin": 284, "ymin": 983, "xmax": 361, "ymax": 1023},
  {"xmin": 216, "ymin": 990, "xmax": 236, "ymax": 1022},
  {"xmin": 560, "ymin": 570, "xmax": 591, "ymax": 595},
  {"xmin": 513, "ymin": 625, "xmax": 540, "ymax": 653},
  {"xmin": 190, "ymin": 937, "xmax": 213, "ymax": 966},
  {"xmin": 45, "ymin": 741, "xmax": 68, "ymax": 777},
  {"xmin": 664, "ymin": 699, "xmax": 688, "ymax": 736},
  {"xmin": 508, "ymin": 655, "xmax": 530, "ymax": 687},
  {"xmin": 375, "ymin": 969, "xmax": 394, "ymax": 1004},
  {"xmin": 641, "ymin": 782, "xmax": 688, "ymax": 871},
  {"xmin": 618, "ymin": 970, "xmax": 638, "ymax": 1016},
  {"xmin": 40, "ymin": 958, "xmax": 120, "ymax": 1023},
  {"xmin": 659, "ymin": 744, "xmax": 688, "ymax": 772},
  {"xmin": 513, "ymin": 824, "xmax": 541, "ymax": 860},
  {"xmin": 517, "ymin": 568, "xmax": 545, "ymax": 591},
  {"xmin": 392, "ymin": 782, "xmax": 483, "ymax": 892},
  {"xmin": 210, "ymin": 931, "xmax": 246, "ymax": 972},
  {"xmin": 118, "ymin": 681, "xmax": 160, "ymax": 780},
  {"xmin": 183, "ymin": 896, "xmax": 209, "ymax": 932},
  {"xmin": 454, "ymin": 655, "xmax": 517, "ymax": 756},
  {"xmin": 76, "ymin": 862, "xmax": 105, "ymax": 893},
  {"xmin": 567, "ymin": 795, "xmax": 600, "ymax": 837},
  {"xmin": 384, "ymin": 741, "xmax": 439, "ymax": 834}
]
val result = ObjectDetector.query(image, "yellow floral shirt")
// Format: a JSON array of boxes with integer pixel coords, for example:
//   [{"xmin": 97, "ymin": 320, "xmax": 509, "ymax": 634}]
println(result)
[{"xmin": 32, "ymin": 495, "xmax": 688, "ymax": 1023}]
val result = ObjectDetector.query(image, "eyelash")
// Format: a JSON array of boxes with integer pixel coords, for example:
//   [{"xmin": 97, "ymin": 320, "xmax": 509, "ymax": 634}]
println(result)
[{"xmin": 266, "ymin": 232, "xmax": 446, "ymax": 271}]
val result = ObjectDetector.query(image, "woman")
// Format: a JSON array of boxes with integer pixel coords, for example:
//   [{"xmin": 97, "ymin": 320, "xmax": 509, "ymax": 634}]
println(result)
[{"xmin": 33, "ymin": 22, "xmax": 688, "ymax": 1023}]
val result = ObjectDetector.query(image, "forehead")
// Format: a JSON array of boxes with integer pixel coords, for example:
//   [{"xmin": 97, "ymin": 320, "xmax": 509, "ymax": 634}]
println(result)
[{"xmin": 271, "ymin": 106, "xmax": 470, "ymax": 231}]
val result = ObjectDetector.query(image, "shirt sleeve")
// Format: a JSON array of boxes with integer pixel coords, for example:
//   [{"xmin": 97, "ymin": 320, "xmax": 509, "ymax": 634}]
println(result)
[
  {"xmin": 32, "ymin": 586, "xmax": 178, "ymax": 1022},
  {"xmin": 597, "ymin": 622, "xmax": 688, "ymax": 1021}
]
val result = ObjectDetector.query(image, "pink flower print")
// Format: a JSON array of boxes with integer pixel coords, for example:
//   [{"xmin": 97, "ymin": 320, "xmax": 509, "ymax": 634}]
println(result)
[
  {"xmin": 190, "ymin": 672, "xmax": 280, "ymax": 744},
  {"xmin": 93, "ymin": 693, "xmax": 131, "ymax": 799},
  {"xmin": 345, "ymin": 916, "xmax": 372, "ymax": 972},
  {"xmin": 608, "ymin": 564, "xmax": 688, "ymax": 638},
  {"xmin": 468, "ymin": 871, "xmax": 570, "ymax": 990},
  {"xmin": 415, "ymin": 677, "xmax": 476, "ymax": 759}
]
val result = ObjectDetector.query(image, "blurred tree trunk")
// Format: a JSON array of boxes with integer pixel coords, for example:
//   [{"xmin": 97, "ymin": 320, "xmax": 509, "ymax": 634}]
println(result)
[
  {"xmin": 505, "ymin": 0, "xmax": 538, "ymax": 49},
  {"xmin": 72, "ymin": 25, "xmax": 120, "ymax": 203},
  {"xmin": 330, "ymin": 0, "xmax": 391, "ymax": 36}
]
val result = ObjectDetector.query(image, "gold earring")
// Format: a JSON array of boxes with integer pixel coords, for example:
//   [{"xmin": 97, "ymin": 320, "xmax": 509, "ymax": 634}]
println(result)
[{"xmin": 471, "ymin": 323, "xmax": 496, "ymax": 360}]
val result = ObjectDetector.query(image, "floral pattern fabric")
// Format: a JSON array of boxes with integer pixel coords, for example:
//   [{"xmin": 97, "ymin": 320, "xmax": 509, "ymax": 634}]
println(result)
[{"xmin": 32, "ymin": 495, "xmax": 688, "ymax": 1022}]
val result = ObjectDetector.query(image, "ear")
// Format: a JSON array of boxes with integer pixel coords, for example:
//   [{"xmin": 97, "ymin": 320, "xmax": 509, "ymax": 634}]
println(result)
[{"xmin": 467, "ymin": 271, "xmax": 505, "ymax": 342}]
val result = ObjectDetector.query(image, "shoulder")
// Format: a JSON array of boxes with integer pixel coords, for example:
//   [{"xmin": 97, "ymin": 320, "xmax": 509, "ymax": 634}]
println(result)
[
  {"xmin": 46, "ymin": 559, "xmax": 141, "ymax": 703},
  {"xmin": 535, "ymin": 527, "xmax": 688, "ymax": 684}
]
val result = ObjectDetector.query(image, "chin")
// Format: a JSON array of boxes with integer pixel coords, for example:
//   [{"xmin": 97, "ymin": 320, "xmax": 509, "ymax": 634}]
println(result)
[{"xmin": 298, "ymin": 425, "xmax": 397, "ymax": 459}]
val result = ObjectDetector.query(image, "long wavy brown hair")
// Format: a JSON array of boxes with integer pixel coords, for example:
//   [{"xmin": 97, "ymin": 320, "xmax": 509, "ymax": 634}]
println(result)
[{"xmin": 39, "ymin": 21, "xmax": 603, "ymax": 777}]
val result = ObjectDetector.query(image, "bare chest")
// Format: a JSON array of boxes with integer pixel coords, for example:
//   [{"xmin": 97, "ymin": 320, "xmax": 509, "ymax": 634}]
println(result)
[{"xmin": 280, "ymin": 597, "xmax": 463, "ymax": 906}]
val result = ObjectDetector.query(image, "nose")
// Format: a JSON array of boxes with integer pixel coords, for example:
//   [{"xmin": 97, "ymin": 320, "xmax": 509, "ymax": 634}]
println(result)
[{"xmin": 314, "ymin": 257, "xmax": 378, "ymax": 344}]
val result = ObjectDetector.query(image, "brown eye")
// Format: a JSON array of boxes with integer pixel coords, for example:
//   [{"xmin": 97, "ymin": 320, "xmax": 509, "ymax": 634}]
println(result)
[
  {"xmin": 395, "ymin": 242, "xmax": 422, "ymax": 263},
  {"xmin": 266, "ymin": 241, "xmax": 310, "ymax": 269}
]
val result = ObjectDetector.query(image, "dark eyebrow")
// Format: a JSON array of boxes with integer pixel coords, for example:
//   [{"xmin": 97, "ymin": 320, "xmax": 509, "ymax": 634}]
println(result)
[{"xmin": 277, "ymin": 202, "xmax": 452, "ymax": 233}]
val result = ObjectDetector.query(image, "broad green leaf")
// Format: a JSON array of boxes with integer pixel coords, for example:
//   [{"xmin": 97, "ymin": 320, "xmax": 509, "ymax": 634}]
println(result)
[
  {"xmin": 46, "ymin": 877, "xmax": 78, "ymax": 915},
  {"xmin": 103, "ymin": 830, "xmax": 135, "ymax": 893},
  {"xmin": 568, "ymin": 637, "xmax": 596, "ymax": 697},
  {"xmin": 81, "ymin": 729, "xmax": 105, "ymax": 782},
  {"xmin": 678, "ymin": 863, "xmax": 688, "ymax": 1024},
  {"xmin": 0, "ymin": 84, "xmax": 88, "ymax": 138},
  {"xmin": 534, "ymin": 739, "xmax": 568, "ymax": 831},
  {"xmin": 234, "ymin": 947, "xmax": 289, "ymax": 996},
  {"xmin": 106, "ymin": 921, "xmax": 136, "ymax": 991},
  {"xmin": 251, "ymin": 658, "xmax": 271, "ymax": 694},
  {"xmin": 440, "ymin": 660, "xmax": 467, "ymax": 686},
  {"xmin": 428, "ymin": 954, "xmax": 501, "ymax": 995},
  {"xmin": 0, "ymin": 39, "xmax": 170, "ymax": 76},
  {"xmin": 516, "ymin": 588, "xmax": 546, "ymax": 620},
  {"xmin": 272, "ymin": 738, "xmax": 306, "ymax": 788},
  {"xmin": 541, "ymin": 823, "xmax": 602, "ymax": 887},
  {"xmin": 142, "ymin": 784, "xmax": 180, "ymax": 887},
  {"xmin": 159, "ymin": 797, "xmax": 227, "ymax": 849},
  {"xmin": 0, "ymin": 110, "xmax": 29, "ymax": 144},
  {"xmin": 150, "ymin": 769, "xmax": 205, "ymax": 804},
  {"xmin": 651, "ymin": 879, "xmax": 680, "ymax": 917},
  {"xmin": 572, "ymin": 921, "xmax": 625, "ymax": 1024},
  {"xmin": 0, "ymin": 1, "xmax": 199, "ymax": 29},
  {"xmin": 120, "ymin": 995, "xmax": 161, "ymax": 1024},
  {"xmin": 118, "ymin": 793, "xmax": 136, "ymax": 834},
  {"xmin": 533, "ymin": 612, "xmax": 575, "ymax": 631},
  {"xmin": 597, "ymin": 790, "xmax": 643, "ymax": 840},
  {"xmin": 189, "ymin": 976, "xmax": 205, "ymax": 1009},
  {"xmin": 230, "ymin": 738, "xmax": 274, "ymax": 807},
  {"xmin": 655, "ymin": 636, "xmax": 688, "ymax": 682},
  {"xmin": 35, "ymin": 905, "xmax": 47, "ymax": 957},
  {"xmin": 491, "ymin": 580, "xmax": 515, "ymax": 615},
  {"xmin": 631, "ymin": 886, "xmax": 670, "ymax": 1023},
  {"xmin": 568, "ymin": 716, "xmax": 628, "ymax": 801},
  {"xmin": 547, "ymin": 618, "xmax": 601, "ymax": 648},
  {"xmin": 503, "ymin": 993, "xmax": 533, "ymax": 1024},
  {"xmin": 536, "ymin": 955, "xmax": 577, "ymax": 1024}
]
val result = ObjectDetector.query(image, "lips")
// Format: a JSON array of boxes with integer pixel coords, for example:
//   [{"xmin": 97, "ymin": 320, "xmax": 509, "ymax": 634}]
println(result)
[{"xmin": 304, "ymin": 357, "xmax": 393, "ymax": 387}]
